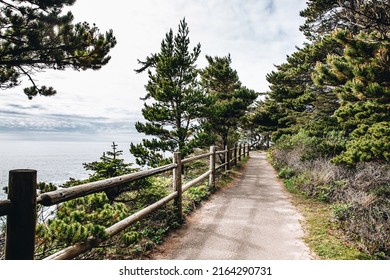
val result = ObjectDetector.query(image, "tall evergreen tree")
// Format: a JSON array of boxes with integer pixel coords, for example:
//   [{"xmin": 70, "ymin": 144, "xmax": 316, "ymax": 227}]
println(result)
[
  {"xmin": 130, "ymin": 18, "xmax": 204, "ymax": 167},
  {"xmin": 313, "ymin": 30, "xmax": 390, "ymax": 164},
  {"xmin": 199, "ymin": 54, "xmax": 258, "ymax": 148},
  {"xmin": 264, "ymin": 39, "xmax": 342, "ymax": 142},
  {"xmin": 0, "ymin": 0, "xmax": 116, "ymax": 99}
]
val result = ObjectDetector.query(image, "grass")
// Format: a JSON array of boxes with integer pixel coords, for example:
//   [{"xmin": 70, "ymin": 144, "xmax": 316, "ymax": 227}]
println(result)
[{"xmin": 286, "ymin": 185, "xmax": 372, "ymax": 260}]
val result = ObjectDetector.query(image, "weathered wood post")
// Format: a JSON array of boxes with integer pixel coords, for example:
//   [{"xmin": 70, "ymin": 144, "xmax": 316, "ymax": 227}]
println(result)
[
  {"xmin": 247, "ymin": 143, "xmax": 250, "ymax": 157},
  {"xmin": 209, "ymin": 146, "xmax": 216, "ymax": 191},
  {"xmin": 172, "ymin": 152, "xmax": 183, "ymax": 222},
  {"xmin": 238, "ymin": 143, "xmax": 242, "ymax": 161},
  {"xmin": 224, "ymin": 145, "xmax": 228, "ymax": 171},
  {"xmin": 234, "ymin": 143, "xmax": 238, "ymax": 166},
  {"xmin": 243, "ymin": 144, "xmax": 246, "ymax": 158},
  {"xmin": 225, "ymin": 145, "xmax": 230, "ymax": 170},
  {"xmin": 6, "ymin": 169, "xmax": 37, "ymax": 260}
]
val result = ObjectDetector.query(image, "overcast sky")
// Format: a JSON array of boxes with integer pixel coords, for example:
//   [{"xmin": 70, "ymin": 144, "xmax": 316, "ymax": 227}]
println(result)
[{"xmin": 0, "ymin": 0, "xmax": 307, "ymax": 142}]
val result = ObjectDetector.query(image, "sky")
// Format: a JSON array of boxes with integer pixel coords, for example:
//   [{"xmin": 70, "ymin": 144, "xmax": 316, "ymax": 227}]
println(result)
[{"xmin": 0, "ymin": 0, "xmax": 308, "ymax": 142}]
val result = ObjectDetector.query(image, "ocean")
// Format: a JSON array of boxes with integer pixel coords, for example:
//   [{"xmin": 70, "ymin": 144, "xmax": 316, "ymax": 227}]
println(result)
[{"xmin": 0, "ymin": 140, "xmax": 136, "ymax": 200}]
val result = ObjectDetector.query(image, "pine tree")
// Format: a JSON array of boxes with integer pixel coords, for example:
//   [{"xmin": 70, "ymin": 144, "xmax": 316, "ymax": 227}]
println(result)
[
  {"xmin": 130, "ymin": 18, "xmax": 205, "ymax": 167},
  {"xmin": 263, "ymin": 39, "xmax": 342, "ymax": 142},
  {"xmin": 59, "ymin": 142, "xmax": 148, "ymax": 202},
  {"xmin": 0, "ymin": 0, "xmax": 116, "ymax": 99},
  {"xmin": 199, "ymin": 54, "xmax": 258, "ymax": 148},
  {"xmin": 82, "ymin": 142, "xmax": 147, "ymax": 202},
  {"xmin": 83, "ymin": 142, "xmax": 134, "ymax": 180},
  {"xmin": 313, "ymin": 30, "xmax": 390, "ymax": 164}
]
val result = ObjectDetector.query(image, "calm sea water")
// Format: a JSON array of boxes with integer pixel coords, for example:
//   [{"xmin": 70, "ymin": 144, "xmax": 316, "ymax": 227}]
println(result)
[{"xmin": 0, "ymin": 140, "xmax": 135, "ymax": 200}]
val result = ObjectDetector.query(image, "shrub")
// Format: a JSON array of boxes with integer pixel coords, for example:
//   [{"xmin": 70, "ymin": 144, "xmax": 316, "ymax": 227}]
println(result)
[
  {"xmin": 335, "ymin": 198, "xmax": 390, "ymax": 258},
  {"xmin": 333, "ymin": 122, "xmax": 390, "ymax": 166},
  {"xmin": 332, "ymin": 203, "xmax": 353, "ymax": 221},
  {"xmin": 35, "ymin": 192, "xmax": 129, "ymax": 258},
  {"xmin": 272, "ymin": 139, "xmax": 390, "ymax": 258},
  {"xmin": 123, "ymin": 231, "xmax": 141, "ymax": 246},
  {"xmin": 183, "ymin": 184, "xmax": 210, "ymax": 213}
]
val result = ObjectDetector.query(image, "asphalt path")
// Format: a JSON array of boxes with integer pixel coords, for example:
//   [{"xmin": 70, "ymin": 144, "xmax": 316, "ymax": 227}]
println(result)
[{"xmin": 151, "ymin": 152, "xmax": 314, "ymax": 260}]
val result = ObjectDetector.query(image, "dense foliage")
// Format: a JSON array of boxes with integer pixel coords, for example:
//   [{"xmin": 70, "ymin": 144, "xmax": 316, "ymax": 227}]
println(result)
[
  {"xmin": 0, "ymin": 0, "xmax": 116, "ymax": 98},
  {"xmin": 34, "ymin": 143, "xmax": 149, "ymax": 258},
  {"xmin": 314, "ymin": 30, "xmax": 390, "ymax": 165}
]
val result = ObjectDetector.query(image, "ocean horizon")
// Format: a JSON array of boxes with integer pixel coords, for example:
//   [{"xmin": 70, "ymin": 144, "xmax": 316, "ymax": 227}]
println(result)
[{"xmin": 0, "ymin": 137, "xmax": 139, "ymax": 200}]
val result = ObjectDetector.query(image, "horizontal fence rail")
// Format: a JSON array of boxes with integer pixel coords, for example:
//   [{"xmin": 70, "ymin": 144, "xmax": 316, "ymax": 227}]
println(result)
[
  {"xmin": 0, "ymin": 143, "xmax": 250, "ymax": 260},
  {"xmin": 183, "ymin": 170, "xmax": 212, "ymax": 193},
  {"xmin": 37, "ymin": 163, "xmax": 177, "ymax": 206},
  {"xmin": 181, "ymin": 152, "xmax": 212, "ymax": 164},
  {"xmin": 0, "ymin": 200, "xmax": 12, "ymax": 217}
]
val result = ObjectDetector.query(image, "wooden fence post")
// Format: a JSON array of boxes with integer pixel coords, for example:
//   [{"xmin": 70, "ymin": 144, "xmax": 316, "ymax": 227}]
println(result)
[
  {"xmin": 238, "ymin": 143, "xmax": 242, "ymax": 162},
  {"xmin": 172, "ymin": 152, "xmax": 182, "ymax": 222},
  {"xmin": 247, "ymin": 143, "xmax": 250, "ymax": 157},
  {"xmin": 225, "ymin": 145, "xmax": 230, "ymax": 170},
  {"xmin": 209, "ymin": 146, "xmax": 216, "ymax": 191},
  {"xmin": 234, "ymin": 143, "xmax": 238, "ymax": 166},
  {"xmin": 6, "ymin": 169, "xmax": 37, "ymax": 260}
]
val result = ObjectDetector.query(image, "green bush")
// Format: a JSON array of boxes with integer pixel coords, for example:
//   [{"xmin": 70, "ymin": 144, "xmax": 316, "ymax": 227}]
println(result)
[
  {"xmin": 278, "ymin": 167, "xmax": 295, "ymax": 179},
  {"xmin": 183, "ymin": 184, "xmax": 210, "ymax": 213},
  {"xmin": 332, "ymin": 203, "xmax": 353, "ymax": 221},
  {"xmin": 123, "ymin": 231, "xmax": 141, "ymax": 246},
  {"xmin": 333, "ymin": 122, "xmax": 390, "ymax": 166},
  {"xmin": 313, "ymin": 185, "xmax": 336, "ymax": 202},
  {"xmin": 276, "ymin": 130, "xmax": 323, "ymax": 161},
  {"xmin": 283, "ymin": 178, "xmax": 300, "ymax": 194}
]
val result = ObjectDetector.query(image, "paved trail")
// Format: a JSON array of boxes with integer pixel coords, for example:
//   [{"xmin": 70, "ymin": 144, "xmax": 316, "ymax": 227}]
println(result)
[{"xmin": 151, "ymin": 152, "xmax": 314, "ymax": 260}]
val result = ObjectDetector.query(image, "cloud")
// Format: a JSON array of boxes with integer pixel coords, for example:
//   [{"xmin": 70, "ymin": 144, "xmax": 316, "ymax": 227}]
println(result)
[
  {"xmin": 8, "ymin": 103, "xmax": 44, "ymax": 110},
  {"xmin": 265, "ymin": 0, "xmax": 276, "ymax": 14},
  {"xmin": 0, "ymin": 0, "xmax": 307, "ymax": 140},
  {"xmin": 0, "ymin": 109, "xmax": 138, "ymax": 139}
]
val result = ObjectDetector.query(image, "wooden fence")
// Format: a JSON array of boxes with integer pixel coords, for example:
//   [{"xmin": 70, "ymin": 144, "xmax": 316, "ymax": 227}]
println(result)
[{"xmin": 0, "ymin": 144, "xmax": 249, "ymax": 260}]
